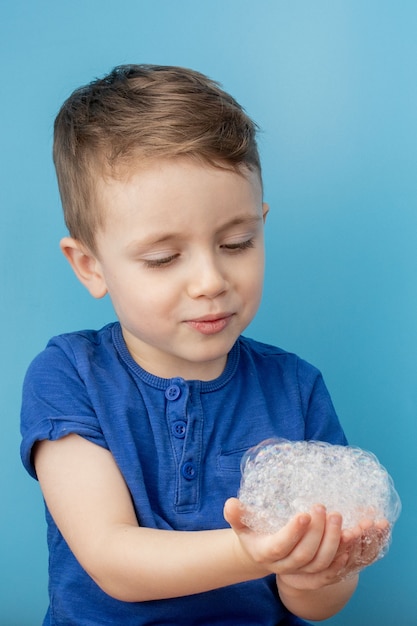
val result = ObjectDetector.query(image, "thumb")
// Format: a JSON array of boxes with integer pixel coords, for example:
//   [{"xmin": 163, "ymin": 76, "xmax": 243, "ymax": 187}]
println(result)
[{"xmin": 224, "ymin": 497, "xmax": 248, "ymax": 531}]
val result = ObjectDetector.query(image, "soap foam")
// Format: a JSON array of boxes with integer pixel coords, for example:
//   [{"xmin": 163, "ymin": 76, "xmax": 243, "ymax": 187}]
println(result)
[{"xmin": 239, "ymin": 439, "xmax": 401, "ymax": 562}]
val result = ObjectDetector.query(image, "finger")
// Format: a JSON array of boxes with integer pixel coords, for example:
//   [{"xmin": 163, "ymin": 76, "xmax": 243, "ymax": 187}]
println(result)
[
  {"xmin": 224, "ymin": 498, "xmax": 314, "ymax": 567},
  {"xmin": 265, "ymin": 512, "xmax": 313, "ymax": 562},
  {"xmin": 341, "ymin": 519, "xmax": 391, "ymax": 574},
  {"xmin": 242, "ymin": 512, "xmax": 314, "ymax": 564},
  {"xmin": 302, "ymin": 512, "xmax": 344, "ymax": 572},
  {"xmin": 272, "ymin": 505, "xmax": 328, "ymax": 572},
  {"xmin": 359, "ymin": 520, "xmax": 391, "ymax": 565},
  {"xmin": 223, "ymin": 497, "xmax": 247, "ymax": 531},
  {"xmin": 340, "ymin": 518, "xmax": 374, "ymax": 571},
  {"xmin": 288, "ymin": 508, "xmax": 343, "ymax": 573}
]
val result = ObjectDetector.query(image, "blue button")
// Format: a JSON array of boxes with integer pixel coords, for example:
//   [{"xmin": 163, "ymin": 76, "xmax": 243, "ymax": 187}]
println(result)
[
  {"xmin": 181, "ymin": 461, "xmax": 196, "ymax": 480},
  {"xmin": 172, "ymin": 420, "xmax": 187, "ymax": 438},
  {"xmin": 165, "ymin": 385, "xmax": 181, "ymax": 401}
]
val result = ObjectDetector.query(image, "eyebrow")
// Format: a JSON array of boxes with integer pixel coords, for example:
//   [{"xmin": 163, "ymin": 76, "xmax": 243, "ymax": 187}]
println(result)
[
  {"xmin": 126, "ymin": 215, "xmax": 263, "ymax": 252},
  {"xmin": 217, "ymin": 215, "xmax": 263, "ymax": 232}
]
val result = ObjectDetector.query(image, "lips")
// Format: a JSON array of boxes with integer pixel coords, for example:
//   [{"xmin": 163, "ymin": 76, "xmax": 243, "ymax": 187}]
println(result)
[{"xmin": 186, "ymin": 313, "xmax": 234, "ymax": 335}]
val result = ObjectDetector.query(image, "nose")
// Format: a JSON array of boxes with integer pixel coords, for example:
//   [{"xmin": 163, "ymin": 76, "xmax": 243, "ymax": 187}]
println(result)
[{"xmin": 186, "ymin": 253, "xmax": 228, "ymax": 299}]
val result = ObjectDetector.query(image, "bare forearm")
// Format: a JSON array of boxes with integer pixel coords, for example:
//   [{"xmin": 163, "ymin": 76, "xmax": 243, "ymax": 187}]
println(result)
[
  {"xmin": 277, "ymin": 574, "xmax": 358, "ymax": 621},
  {"xmin": 87, "ymin": 524, "xmax": 264, "ymax": 602},
  {"xmin": 35, "ymin": 437, "xmax": 265, "ymax": 603}
]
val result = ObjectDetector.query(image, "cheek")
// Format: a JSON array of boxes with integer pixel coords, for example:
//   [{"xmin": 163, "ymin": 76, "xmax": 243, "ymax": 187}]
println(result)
[
  {"xmin": 242, "ymin": 254, "xmax": 265, "ymax": 289},
  {"xmin": 103, "ymin": 273, "xmax": 144, "ymax": 316},
  {"xmin": 128, "ymin": 277, "xmax": 178, "ymax": 314},
  {"xmin": 249, "ymin": 260, "xmax": 265, "ymax": 305}
]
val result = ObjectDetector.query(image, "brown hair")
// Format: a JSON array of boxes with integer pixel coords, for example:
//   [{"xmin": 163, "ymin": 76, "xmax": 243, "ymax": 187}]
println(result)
[{"xmin": 53, "ymin": 64, "xmax": 261, "ymax": 252}]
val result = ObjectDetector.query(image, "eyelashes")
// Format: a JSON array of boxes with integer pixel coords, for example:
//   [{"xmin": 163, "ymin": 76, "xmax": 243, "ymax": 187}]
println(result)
[
  {"xmin": 142, "ymin": 238, "xmax": 255, "ymax": 269},
  {"xmin": 142, "ymin": 254, "xmax": 180, "ymax": 269},
  {"xmin": 221, "ymin": 239, "xmax": 255, "ymax": 252}
]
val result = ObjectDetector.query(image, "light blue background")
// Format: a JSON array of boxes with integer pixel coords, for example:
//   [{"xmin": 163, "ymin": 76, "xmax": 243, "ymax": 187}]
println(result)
[{"xmin": 1, "ymin": 1, "xmax": 416, "ymax": 624}]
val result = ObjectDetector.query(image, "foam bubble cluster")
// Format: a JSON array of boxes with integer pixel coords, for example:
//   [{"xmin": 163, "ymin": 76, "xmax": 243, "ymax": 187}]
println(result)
[{"xmin": 239, "ymin": 439, "xmax": 401, "ymax": 545}]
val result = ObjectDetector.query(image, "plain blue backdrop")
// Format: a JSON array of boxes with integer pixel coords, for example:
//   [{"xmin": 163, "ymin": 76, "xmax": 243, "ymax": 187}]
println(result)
[{"xmin": 1, "ymin": 1, "xmax": 416, "ymax": 624}]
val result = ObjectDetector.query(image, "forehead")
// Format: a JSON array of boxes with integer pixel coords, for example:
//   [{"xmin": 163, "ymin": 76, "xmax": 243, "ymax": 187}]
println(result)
[
  {"xmin": 105, "ymin": 155, "xmax": 261, "ymax": 187},
  {"xmin": 95, "ymin": 158, "xmax": 263, "ymax": 221}
]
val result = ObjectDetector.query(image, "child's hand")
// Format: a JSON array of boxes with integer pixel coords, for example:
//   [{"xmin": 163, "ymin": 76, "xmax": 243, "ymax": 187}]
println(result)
[
  {"xmin": 279, "ymin": 516, "xmax": 390, "ymax": 594},
  {"xmin": 224, "ymin": 497, "xmax": 390, "ymax": 592},
  {"xmin": 338, "ymin": 517, "xmax": 390, "ymax": 575},
  {"xmin": 224, "ymin": 498, "xmax": 345, "ymax": 585}
]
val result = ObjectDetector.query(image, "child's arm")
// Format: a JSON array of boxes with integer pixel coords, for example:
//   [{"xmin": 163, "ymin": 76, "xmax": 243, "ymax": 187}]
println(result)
[
  {"xmin": 34, "ymin": 433, "xmax": 269, "ymax": 601},
  {"xmin": 35, "ymin": 433, "xmax": 384, "ymax": 619}
]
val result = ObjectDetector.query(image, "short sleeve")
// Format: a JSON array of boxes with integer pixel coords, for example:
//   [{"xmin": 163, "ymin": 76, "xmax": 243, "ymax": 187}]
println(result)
[
  {"xmin": 296, "ymin": 358, "xmax": 348, "ymax": 445},
  {"xmin": 20, "ymin": 340, "xmax": 108, "ymax": 479}
]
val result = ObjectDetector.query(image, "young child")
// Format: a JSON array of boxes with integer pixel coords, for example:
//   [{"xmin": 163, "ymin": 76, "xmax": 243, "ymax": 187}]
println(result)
[{"xmin": 20, "ymin": 65, "xmax": 386, "ymax": 626}]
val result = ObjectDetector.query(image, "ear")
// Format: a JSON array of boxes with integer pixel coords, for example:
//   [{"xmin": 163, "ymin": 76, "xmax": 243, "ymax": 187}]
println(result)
[
  {"xmin": 262, "ymin": 202, "xmax": 269, "ymax": 223},
  {"xmin": 60, "ymin": 237, "xmax": 108, "ymax": 299}
]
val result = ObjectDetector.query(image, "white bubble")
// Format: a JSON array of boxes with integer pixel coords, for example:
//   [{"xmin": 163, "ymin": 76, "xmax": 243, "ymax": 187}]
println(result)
[{"xmin": 238, "ymin": 439, "xmax": 401, "ymax": 563}]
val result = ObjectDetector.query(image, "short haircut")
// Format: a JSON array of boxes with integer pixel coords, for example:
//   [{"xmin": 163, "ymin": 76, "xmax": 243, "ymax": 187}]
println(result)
[{"xmin": 53, "ymin": 64, "xmax": 261, "ymax": 252}]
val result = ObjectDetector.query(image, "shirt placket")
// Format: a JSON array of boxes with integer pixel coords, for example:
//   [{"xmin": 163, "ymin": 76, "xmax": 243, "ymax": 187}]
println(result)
[{"xmin": 165, "ymin": 379, "xmax": 203, "ymax": 513}]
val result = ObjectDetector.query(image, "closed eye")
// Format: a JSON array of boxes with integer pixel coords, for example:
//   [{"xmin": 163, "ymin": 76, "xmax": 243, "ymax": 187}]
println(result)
[
  {"xmin": 221, "ymin": 239, "xmax": 255, "ymax": 252},
  {"xmin": 142, "ymin": 254, "xmax": 179, "ymax": 269},
  {"xmin": 142, "ymin": 238, "xmax": 255, "ymax": 268}
]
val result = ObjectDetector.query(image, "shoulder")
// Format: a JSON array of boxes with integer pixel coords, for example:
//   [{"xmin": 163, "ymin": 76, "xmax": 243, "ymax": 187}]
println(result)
[
  {"xmin": 237, "ymin": 336, "xmax": 346, "ymax": 445},
  {"xmin": 22, "ymin": 324, "xmax": 123, "ymax": 404},
  {"xmin": 20, "ymin": 325, "xmax": 118, "ymax": 479},
  {"xmin": 27, "ymin": 323, "xmax": 117, "ymax": 372},
  {"xmin": 46, "ymin": 322, "xmax": 116, "ymax": 354},
  {"xmin": 238, "ymin": 335, "xmax": 321, "ymax": 380}
]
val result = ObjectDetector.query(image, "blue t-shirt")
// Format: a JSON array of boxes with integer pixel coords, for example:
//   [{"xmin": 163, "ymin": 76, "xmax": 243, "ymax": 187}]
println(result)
[{"xmin": 21, "ymin": 322, "xmax": 347, "ymax": 626}]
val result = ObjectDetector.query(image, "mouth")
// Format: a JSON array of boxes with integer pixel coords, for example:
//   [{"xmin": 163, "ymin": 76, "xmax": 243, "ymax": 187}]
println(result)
[{"xmin": 186, "ymin": 313, "xmax": 234, "ymax": 335}]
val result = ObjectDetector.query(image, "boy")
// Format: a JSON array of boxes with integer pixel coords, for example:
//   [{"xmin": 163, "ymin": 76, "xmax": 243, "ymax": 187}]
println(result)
[{"xmin": 20, "ymin": 65, "xmax": 386, "ymax": 625}]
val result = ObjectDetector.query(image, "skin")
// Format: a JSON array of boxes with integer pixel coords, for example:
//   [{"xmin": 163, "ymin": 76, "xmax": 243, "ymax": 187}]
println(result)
[{"xmin": 35, "ymin": 158, "xmax": 389, "ymax": 621}]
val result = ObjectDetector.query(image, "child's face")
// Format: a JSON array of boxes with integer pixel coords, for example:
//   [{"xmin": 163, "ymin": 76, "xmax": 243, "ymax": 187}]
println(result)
[{"xmin": 92, "ymin": 159, "xmax": 267, "ymax": 380}]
